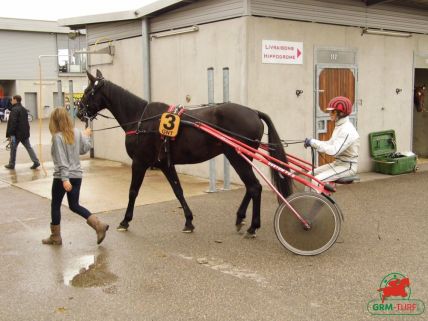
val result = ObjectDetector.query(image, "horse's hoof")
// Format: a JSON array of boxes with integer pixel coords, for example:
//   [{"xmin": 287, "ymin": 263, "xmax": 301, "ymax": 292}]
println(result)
[
  {"xmin": 235, "ymin": 219, "xmax": 246, "ymax": 232},
  {"xmin": 244, "ymin": 232, "xmax": 257, "ymax": 239},
  {"xmin": 182, "ymin": 225, "xmax": 194, "ymax": 233},
  {"xmin": 117, "ymin": 224, "xmax": 128, "ymax": 232},
  {"xmin": 245, "ymin": 227, "xmax": 257, "ymax": 238}
]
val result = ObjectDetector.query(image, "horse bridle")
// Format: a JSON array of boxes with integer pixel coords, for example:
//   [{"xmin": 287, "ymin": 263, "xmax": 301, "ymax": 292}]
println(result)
[{"xmin": 79, "ymin": 78, "xmax": 106, "ymax": 121}]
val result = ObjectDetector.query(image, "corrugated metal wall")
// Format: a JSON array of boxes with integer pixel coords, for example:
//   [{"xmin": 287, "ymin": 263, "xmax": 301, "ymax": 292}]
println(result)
[
  {"xmin": 150, "ymin": 0, "xmax": 245, "ymax": 32},
  {"xmin": 84, "ymin": 0, "xmax": 428, "ymax": 43},
  {"xmin": 250, "ymin": 0, "xmax": 428, "ymax": 33},
  {"xmin": 87, "ymin": 20, "xmax": 142, "ymax": 45},
  {"xmin": 0, "ymin": 30, "xmax": 57, "ymax": 80},
  {"xmin": 85, "ymin": 0, "xmax": 246, "ymax": 42}
]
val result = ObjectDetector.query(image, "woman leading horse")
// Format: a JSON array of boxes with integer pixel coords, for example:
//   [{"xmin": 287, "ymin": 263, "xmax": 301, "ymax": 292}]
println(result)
[{"xmin": 78, "ymin": 70, "xmax": 292, "ymax": 237}]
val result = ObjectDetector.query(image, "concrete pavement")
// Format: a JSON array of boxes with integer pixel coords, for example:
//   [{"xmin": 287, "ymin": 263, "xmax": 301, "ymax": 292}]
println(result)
[
  {"xmin": 1, "ymin": 169, "xmax": 427, "ymax": 321},
  {"xmin": 0, "ymin": 119, "xmax": 241, "ymax": 213},
  {"xmin": 0, "ymin": 120, "xmax": 427, "ymax": 321}
]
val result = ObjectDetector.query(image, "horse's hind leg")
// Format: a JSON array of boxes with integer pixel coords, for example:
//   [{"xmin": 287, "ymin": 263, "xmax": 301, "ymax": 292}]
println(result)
[
  {"xmin": 235, "ymin": 192, "xmax": 251, "ymax": 231},
  {"xmin": 225, "ymin": 151, "xmax": 262, "ymax": 236},
  {"xmin": 118, "ymin": 162, "xmax": 148, "ymax": 231},
  {"xmin": 160, "ymin": 165, "xmax": 195, "ymax": 233}
]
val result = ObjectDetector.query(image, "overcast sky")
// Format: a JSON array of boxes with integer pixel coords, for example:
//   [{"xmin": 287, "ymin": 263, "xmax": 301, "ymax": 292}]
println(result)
[{"xmin": 1, "ymin": 0, "xmax": 158, "ymax": 21}]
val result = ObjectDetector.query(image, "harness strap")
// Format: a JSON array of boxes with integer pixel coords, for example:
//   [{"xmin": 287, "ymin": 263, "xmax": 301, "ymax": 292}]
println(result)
[
  {"xmin": 158, "ymin": 104, "xmax": 186, "ymax": 166},
  {"xmin": 125, "ymin": 105, "xmax": 185, "ymax": 137},
  {"xmin": 167, "ymin": 104, "xmax": 185, "ymax": 116}
]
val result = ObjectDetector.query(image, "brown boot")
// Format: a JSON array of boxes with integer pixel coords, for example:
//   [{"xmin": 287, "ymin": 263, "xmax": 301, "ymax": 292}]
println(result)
[
  {"xmin": 87, "ymin": 215, "xmax": 109, "ymax": 244},
  {"xmin": 42, "ymin": 224, "xmax": 62, "ymax": 245}
]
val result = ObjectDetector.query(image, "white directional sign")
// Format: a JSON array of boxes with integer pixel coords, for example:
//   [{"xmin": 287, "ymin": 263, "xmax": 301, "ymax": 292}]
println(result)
[{"xmin": 262, "ymin": 40, "xmax": 303, "ymax": 65}]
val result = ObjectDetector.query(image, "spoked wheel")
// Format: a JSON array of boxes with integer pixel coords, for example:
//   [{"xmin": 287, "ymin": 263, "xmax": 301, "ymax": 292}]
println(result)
[{"xmin": 274, "ymin": 192, "xmax": 342, "ymax": 256}]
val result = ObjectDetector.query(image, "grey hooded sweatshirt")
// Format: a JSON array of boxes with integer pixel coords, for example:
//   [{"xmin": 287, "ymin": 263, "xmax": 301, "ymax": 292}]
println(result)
[{"xmin": 51, "ymin": 128, "xmax": 91, "ymax": 181}]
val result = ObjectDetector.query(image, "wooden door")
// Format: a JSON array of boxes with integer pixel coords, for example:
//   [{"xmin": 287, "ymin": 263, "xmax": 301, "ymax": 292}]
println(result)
[{"xmin": 317, "ymin": 68, "xmax": 355, "ymax": 165}]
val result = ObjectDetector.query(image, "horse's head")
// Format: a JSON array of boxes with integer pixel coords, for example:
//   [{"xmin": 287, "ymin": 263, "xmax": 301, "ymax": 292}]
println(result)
[
  {"xmin": 414, "ymin": 84, "xmax": 426, "ymax": 112},
  {"xmin": 77, "ymin": 69, "xmax": 108, "ymax": 121}
]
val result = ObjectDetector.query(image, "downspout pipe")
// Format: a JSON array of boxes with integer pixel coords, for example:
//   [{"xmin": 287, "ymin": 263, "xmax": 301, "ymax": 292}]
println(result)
[{"xmin": 141, "ymin": 17, "xmax": 151, "ymax": 102}]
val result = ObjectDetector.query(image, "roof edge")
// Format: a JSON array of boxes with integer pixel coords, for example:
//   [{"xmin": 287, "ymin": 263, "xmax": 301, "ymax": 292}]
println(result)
[
  {"xmin": 0, "ymin": 17, "xmax": 70, "ymax": 33},
  {"xmin": 58, "ymin": 10, "xmax": 138, "ymax": 28},
  {"xmin": 58, "ymin": 0, "xmax": 188, "ymax": 28},
  {"xmin": 135, "ymin": 0, "xmax": 184, "ymax": 18}
]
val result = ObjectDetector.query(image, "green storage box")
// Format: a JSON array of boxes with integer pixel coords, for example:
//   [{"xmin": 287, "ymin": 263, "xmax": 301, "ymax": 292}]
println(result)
[{"xmin": 369, "ymin": 130, "xmax": 417, "ymax": 175}]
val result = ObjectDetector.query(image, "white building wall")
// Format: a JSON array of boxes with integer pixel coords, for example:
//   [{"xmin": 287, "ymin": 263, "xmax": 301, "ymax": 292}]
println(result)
[
  {"xmin": 150, "ymin": 17, "xmax": 247, "ymax": 182},
  {"xmin": 89, "ymin": 37, "xmax": 144, "ymax": 164},
  {"xmin": 247, "ymin": 17, "xmax": 421, "ymax": 173},
  {"xmin": 89, "ymin": 15, "xmax": 428, "ymax": 182}
]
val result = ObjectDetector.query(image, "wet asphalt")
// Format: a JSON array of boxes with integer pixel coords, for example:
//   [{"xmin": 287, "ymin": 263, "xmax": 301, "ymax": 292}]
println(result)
[
  {"xmin": 1, "ymin": 168, "xmax": 428, "ymax": 321},
  {"xmin": 0, "ymin": 120, "xmax": 427, "ymax": 320}
]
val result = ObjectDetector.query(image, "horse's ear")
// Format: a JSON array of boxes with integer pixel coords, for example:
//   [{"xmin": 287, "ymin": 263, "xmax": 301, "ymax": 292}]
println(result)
[
  {"xmin": 87, "ymin": 70, "xmax": 96, "ymax": 83},
  {"xmin": 96, "ymin": 69, "xmax": 104, "ymax": 79}
]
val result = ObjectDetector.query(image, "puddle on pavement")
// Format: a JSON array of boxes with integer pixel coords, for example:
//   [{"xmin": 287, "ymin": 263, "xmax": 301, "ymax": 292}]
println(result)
[
  {"xmin": 63, "ymin": 252, "xmax": 118, "ymax": 288},
  {"xmin": 0, "ymin": 167, "xmax": 46, "ymax": 184},
  {"xmin": 10, "ymin": 173, "xmax": 18, "ymax": 184}
]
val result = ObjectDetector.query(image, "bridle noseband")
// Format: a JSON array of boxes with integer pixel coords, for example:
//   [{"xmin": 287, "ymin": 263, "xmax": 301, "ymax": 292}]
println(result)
[{"xmin": 79, "ymin": 78, "xmax": 105, "ymax": 121}]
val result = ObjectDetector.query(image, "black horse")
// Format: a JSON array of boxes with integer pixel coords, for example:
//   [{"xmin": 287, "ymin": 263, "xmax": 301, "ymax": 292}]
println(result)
[{"xmin": 78, "ymin": 70, "xmax": 292, "ymax": 236}]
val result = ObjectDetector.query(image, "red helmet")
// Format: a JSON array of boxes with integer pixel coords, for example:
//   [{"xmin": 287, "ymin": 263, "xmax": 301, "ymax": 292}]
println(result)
[{"xmin": 326, "ymin": 96, "xmax": 353, "ymax": 116}]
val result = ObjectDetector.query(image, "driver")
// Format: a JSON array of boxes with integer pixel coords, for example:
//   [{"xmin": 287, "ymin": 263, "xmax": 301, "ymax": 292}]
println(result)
[{"xmin": 304, "ymin": 96, "xmax": 360, "ymax": 182}]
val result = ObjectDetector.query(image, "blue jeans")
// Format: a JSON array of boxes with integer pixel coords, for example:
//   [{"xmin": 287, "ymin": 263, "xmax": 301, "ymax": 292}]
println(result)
[
  {"xmin": 8, "ymin": 136, "xmax": 39, "ymax": 166},
  {"xmin": 51, "ymin": 178, "xmax": 91, "ymax": 225}
]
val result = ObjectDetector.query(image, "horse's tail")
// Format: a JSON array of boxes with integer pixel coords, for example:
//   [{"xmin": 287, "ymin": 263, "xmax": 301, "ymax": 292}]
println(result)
[{"xmin": 257, "ymin": 111, "xmax": 293, "ymax": 198}]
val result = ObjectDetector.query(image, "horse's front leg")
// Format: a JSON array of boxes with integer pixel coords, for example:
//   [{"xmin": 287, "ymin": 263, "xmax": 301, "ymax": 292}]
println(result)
[
  {"xmin": 117, "ymin": 161, "xmax": 148, "ymax": 231},
  {"xmin": 160, "ymin": 165, "xmax": 195, "ymax": 233}
]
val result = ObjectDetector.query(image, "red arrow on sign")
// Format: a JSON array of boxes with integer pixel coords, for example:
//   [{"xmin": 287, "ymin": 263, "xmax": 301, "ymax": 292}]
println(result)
[{"xmin": 297, "ymin": 48, "xmax": 301, "ymax": 58}]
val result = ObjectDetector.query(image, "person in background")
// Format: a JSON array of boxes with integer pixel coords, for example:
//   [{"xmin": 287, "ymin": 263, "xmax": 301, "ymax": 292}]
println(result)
[
  {"xmin": 304, "ymin": 96, "xmax": 360, "ymax": 182},
  {"xmin": 4, "ymin": 95, "xmax": 40, "ymax": 170},
  {"xmin": 42, "ymin": 107, "xmax": 109, "ymax": 245}
]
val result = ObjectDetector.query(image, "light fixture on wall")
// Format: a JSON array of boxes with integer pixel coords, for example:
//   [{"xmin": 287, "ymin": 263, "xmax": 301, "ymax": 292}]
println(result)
[
  {"xmin": 296, "ymin": 89, "xmax": 303, "ymax": 97},
  {"xmin": 361, "ymin": 28, "xmax": 412, "ymax": 38},
  {"xmin": 396, "ymin": 88, "xmax": 402, "ymax": 94},
  {"xmin": 151, "ymin": 26, "xmax": 199, "ymax": 39}
]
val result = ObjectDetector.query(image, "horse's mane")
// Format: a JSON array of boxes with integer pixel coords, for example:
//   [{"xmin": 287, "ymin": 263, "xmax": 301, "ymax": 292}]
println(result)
[{"xmin": 105, "ymin": 80, "xmax": 149, "ymax": 110}]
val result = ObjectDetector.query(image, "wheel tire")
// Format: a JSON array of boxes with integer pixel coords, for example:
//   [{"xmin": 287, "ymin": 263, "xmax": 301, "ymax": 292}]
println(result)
[{"xmin": 274, "ymin": 191, "xmax": 342, "ymax": 256}]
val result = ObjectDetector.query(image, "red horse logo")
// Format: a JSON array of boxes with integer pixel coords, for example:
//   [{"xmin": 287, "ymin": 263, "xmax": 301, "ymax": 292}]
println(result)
[{"xmin": 378, "ymin": 277, "xmax": 410, "ymax": 303}]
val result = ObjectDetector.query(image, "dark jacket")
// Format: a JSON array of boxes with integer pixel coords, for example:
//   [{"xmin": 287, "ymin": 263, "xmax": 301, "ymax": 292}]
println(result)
[{"xmin": 6, "ymin": 103, "xmax": 30, "ymax": 141}]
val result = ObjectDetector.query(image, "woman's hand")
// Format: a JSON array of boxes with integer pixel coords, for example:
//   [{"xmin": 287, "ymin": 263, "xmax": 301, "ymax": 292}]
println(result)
[
  {"xmin": 83, "ymin": 128, "xmax": 92, "ymax": 137},
  {"xmin": 63, "ymin": 180, "xmax": 72, "ymax": 192}
]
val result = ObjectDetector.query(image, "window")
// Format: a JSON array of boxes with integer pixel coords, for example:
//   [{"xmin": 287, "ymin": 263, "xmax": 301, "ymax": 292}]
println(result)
[{"xmin": 57, "ymin": 31, "xmax": 87, "ymax": 73}]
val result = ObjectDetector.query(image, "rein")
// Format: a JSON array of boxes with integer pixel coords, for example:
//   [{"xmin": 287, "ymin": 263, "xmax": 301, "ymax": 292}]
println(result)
[
  {"xmin": 86, "ymin": 103, "xmax": 303, "ymax": 150},
  {"xmin": 90, "ymin": 113, "xmax": 163, "ymax": 132}
]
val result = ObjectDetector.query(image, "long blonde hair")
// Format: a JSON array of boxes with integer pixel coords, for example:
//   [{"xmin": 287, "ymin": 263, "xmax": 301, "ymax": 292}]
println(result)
[{"xmin": 49, "ymin": 107, "xmax": 75, "ymax": 144}]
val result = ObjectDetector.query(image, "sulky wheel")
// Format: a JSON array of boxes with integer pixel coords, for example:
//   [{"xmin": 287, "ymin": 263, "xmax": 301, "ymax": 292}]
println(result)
[{"xmin": 274, "ymin": 191, "xmax": 342, "ymax": 256}]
